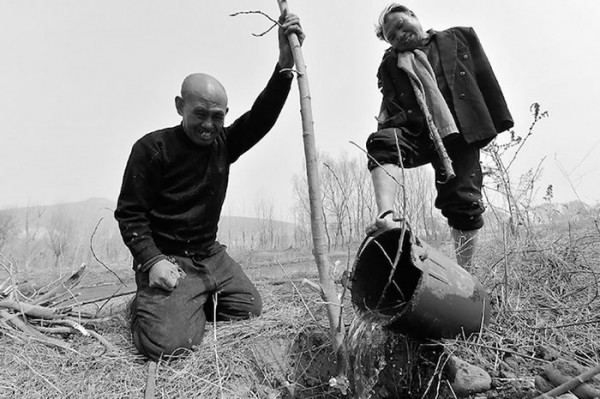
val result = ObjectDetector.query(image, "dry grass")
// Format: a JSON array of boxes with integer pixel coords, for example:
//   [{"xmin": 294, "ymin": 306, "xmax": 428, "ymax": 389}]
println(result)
[
  {"xmin": 0, "ymin": 222, "xmax": 599, "ymax": 399},
  {"xmin": 0, "ymin": 265, "xmax": 347, "ymax": 399},
  {"xmin": 0, "ymin": 306, "xmax": 144, "ymax": 398},
  {"xmin": 443, "ymin": 222, "xmax": 600, "ymax": 397}
]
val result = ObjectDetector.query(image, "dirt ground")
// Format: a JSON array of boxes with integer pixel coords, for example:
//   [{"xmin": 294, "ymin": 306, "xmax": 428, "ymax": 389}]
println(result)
[{"xmin": 3, "ymin": 232, "xmax": 599, "ymax": 399}]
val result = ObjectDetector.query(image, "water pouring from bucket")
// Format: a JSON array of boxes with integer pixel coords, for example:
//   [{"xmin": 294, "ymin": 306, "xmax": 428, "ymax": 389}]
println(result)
[{"xmin": 350, "ymin": 223, "xmax": 490, "ymax": 340}]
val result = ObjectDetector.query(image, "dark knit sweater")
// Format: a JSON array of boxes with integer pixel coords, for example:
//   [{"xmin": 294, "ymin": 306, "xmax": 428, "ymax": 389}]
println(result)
[{"xmin": 115, "ymin": 66, "xmax": 292, "ymax": 268}]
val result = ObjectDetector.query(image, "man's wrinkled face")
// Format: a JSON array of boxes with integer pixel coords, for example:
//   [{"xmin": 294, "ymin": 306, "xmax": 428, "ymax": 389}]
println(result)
[
  {"xmin": 383, "ymin": 11, "xmax": 426, "ymax": 52},
  {"xmin": 178, "ymin": 96, "xmax": 227, "ymax": 146},
  {"xmin": 176, "ymin": 75, "xmax": 228, "ymax": 146}
]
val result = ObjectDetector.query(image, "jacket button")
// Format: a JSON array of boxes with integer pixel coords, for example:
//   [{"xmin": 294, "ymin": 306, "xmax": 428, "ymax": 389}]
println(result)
[
  {"xmin": 459, "ymin": 71, "xmax": 466, "ymax": 76},
  {"xmin": 459, "ymin": 93, "xmax": 466, "ymax": 99},
  {"xmin": 463, "ymin": 54, "xmax": 469, "ymax": 59},
  {"xmin": 407, "ymin": 109, "xmax": 413, "ymax": 114}
]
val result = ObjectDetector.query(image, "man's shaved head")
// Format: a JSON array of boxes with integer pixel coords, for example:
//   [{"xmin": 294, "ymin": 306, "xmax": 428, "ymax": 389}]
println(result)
[
  {"xmin": 180, "ymin": 73, "xmax": 228, "ymax": 106},
  {"xmin": 175, "ymin": 73, "xmax": 229, "ymax": 146}
]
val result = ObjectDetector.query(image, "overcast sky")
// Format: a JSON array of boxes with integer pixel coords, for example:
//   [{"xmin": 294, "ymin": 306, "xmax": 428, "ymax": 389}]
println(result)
[{"xmin": 1, "ymin": 1, "xmax": 599, "ymax": 220}]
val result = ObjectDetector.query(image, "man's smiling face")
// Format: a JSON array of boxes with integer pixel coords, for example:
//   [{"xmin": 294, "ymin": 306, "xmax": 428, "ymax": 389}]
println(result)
[
  {"xmin": 176, "ymin": 73, "xmax": 229, "ymax": 146},
  {"xmin": 383, "ymin": 11, "xmax": 426, "ymax": 52}
]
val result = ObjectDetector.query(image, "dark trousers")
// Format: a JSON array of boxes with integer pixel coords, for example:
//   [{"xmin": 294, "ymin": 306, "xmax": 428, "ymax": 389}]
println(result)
[
  {"xmin": 131, "ymin": 249, "xmax": 262, "ymax": 361},
  {"xmin": 431, "ymin": 135, "xmax": 484, "ymax": 231},
  {"xmin": 367, "ymin": 129, "xmax": 485, "ymax": 231}
]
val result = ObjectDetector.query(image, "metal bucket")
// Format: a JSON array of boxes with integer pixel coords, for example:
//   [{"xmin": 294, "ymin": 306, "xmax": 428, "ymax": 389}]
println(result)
[{"xmin": 350, "ymin": 226, "xmax": 490, "ymax": 339}]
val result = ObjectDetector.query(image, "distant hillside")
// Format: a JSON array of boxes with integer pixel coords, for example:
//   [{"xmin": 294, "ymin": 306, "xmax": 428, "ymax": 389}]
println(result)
[
  {"xmin": 217, "ymin": 215, "xmax": 296, "ymax": 249},
  {"xmin": 1, "ymin": 197, "xmax": 116, "ymax": 229},
  {"xmin": 0, "ymin": 198, "xmax": 298, "ymax": 262}
]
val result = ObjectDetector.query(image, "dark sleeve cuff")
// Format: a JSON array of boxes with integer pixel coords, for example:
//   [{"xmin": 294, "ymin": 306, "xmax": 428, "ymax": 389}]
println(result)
[
  {"xmin": 275, "ymin": 63, "xmax": 295, "ymax": 79},
  {"xmin": 136, "ymin": 253, "xmax": 167, "ymax": 273}
]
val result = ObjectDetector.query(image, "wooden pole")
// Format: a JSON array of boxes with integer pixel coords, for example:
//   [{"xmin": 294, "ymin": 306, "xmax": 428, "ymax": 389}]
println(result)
[
  {"xmin": 275, "ymin": 0, "xmax": 344, "ymax": 354},
  {"xmin": 144, "ymin": 361, "xmax": 157, "ymax": 399}
]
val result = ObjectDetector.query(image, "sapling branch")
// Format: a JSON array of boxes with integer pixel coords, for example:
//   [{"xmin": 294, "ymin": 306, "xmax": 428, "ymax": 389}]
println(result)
[
  {"xmin": 506, "ymin": 103, "xmax": 549, "ymax": 171},
  {"xmin": 90, "ymin": 218, "xmax": 126, "ymax": 285},
  {"xmin": 230, "ymin": 10, "xmax": 280, "ymax": 37}
]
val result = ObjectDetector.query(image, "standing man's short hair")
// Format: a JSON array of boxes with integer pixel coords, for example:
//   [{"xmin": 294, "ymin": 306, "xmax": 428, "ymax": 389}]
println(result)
[{"xmin": 375, "ymin": 4, "xmax": 417, "ymax": 41}]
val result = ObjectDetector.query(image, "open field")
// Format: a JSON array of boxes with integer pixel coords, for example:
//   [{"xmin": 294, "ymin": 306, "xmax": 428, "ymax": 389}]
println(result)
[{"xmin": 1, "ymin": 219, "xmax": 600, "ymax": 398}]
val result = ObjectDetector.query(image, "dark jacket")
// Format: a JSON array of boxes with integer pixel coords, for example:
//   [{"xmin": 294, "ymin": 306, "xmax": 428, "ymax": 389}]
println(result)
[
  {"xmin": 115, "ymin": 66, "xmax": 292, "ymax": 269},
  {"xmin": 377, "ymin": 26, "xmax": 513, "ymax": 147}
]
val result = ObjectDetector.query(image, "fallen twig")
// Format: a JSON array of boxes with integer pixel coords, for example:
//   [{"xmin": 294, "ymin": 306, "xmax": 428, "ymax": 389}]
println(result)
[
  {"xmin": 87, "ymin": 329, "xmax": 120, "ymax": 354},
  {"xmin": 32, "ymin": 263, "xmax": 87, "ymax": 306},
  {"xmin": 0, "ymin": 309, "xmax": 76, "ymax": 353},
  {"xmin": 0, "ymin": 299, "xmax": 60, "ymax": 320},
  {"xmin": 35, "ymin": 326, "xmax": 74, "ymax": 335},
  {"xmin": 37, "ymin": 318, "xmax": 89, "ymax": 335},
  {"xmin": 445, "ymin": 340, "xmax": 550, "ymax": 364},
  {"xmin": 533, "ymin": 319, "xmax": 600, "ymax": 330},
  {"xmin": 535, "ymin": 363, "xmax": 600, "ymax": 399},
  {"xmin": 57, "ymin": 286, "xmax": 135, "ymax": 312},
  {"xmin": 32, "ymin": 319, "xmax": 119, "ymax": 353}
]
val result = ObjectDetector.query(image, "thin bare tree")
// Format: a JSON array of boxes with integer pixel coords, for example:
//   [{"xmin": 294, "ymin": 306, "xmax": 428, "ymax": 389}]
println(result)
[
  {"xmin": 0, "ymin": 210, "xmax": 16, "ymax": 252},
  {"xmin": 46, "ymin": 209, "xmax": 74, "ymax": 271},
  {"xmin": 276, "ymin": 0, "xmax": 344, "ymax": 356}
]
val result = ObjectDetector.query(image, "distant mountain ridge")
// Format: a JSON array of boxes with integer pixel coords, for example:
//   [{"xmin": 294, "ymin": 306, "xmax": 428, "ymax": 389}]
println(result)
[{"xmin": 0, "ymin": 198, "xmax": 297, "ymax": 250}]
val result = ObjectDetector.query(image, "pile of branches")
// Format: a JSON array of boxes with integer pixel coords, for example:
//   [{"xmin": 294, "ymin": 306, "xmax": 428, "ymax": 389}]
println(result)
[{"xmin": 0, "ymin": 254, "xmax": 118, "ymax": 355}]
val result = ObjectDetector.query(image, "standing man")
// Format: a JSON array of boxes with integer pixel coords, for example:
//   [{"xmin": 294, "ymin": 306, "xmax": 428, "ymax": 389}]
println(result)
[
  {"xmin": 366, "ymin": 4, "xmax": 513, "ymax": 268},
  {"xmin": 115, "ymin": 11, "xmax": 304, "ymax": 361}
]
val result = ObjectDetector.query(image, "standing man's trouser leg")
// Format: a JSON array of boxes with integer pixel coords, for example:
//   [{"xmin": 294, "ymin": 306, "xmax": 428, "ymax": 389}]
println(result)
[
  {"xmin": 432, "ymin": 135, "xmax": 485, "ymax": 269},
  {"xmin": 366, "ymin": 129, "xmax": 485, "ymax": 268},
  {"xmin": 131, "ymin": 249, "xmax": 262, "ymax": 361}
]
